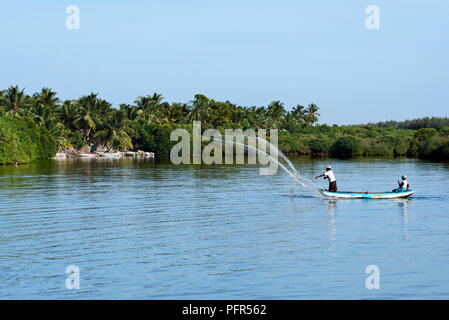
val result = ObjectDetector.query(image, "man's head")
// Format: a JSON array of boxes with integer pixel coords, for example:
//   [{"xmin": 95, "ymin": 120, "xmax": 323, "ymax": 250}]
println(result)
[
  {"xmin": 402, "ymin": 175, "xmax": 407, "ymax": 180},
  {"xmin": 326, "ymin": 165, "xmax": 332, "ymax": 171}
]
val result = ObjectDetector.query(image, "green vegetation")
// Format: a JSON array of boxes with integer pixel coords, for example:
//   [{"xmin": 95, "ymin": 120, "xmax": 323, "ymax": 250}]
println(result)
[
  {"xmin": 1, "ymin": 85, "xmax": 448, "ymax": 164},
  {"xmin": 0, "ymin": 116, "xmax": 56, "ymax": 165}
]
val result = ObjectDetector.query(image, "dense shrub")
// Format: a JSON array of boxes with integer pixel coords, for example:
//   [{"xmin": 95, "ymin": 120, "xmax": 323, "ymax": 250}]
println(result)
[
  {"xmin": 0, "ymin": 116, "xmax": 57, "ymax": 164},
  {"xmin": 132, "ymin": 122, "xmax": 175, "ymax": 159},
  {"xmin": 431, "ymin": 140, "xmax": 449, "ymax": 159},
  {"xmin": 361, "ymin": 139, "xmax": 394, "ymax": 156},
  {"xmin": 308, "ymin": 137, "xmax": 331, "ymax": 155},
  {"xmin": 331, "ymin": 136, "xmax": 362, "ymax": 157},
  {"xmin": 278, "ymin": 135, "xmax": 309, "ymax": 154}
]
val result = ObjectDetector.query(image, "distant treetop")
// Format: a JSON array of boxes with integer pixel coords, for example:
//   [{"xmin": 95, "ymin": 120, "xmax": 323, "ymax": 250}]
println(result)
[{"xmin": 357, "ymin": 117, "xmax": 449, "ymax": 130}]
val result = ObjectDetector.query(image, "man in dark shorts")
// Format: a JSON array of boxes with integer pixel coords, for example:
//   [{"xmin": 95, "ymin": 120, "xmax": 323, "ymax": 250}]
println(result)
[{"xmin": 315, "ymin": 165, "xmax": 338, "ymax": 192}]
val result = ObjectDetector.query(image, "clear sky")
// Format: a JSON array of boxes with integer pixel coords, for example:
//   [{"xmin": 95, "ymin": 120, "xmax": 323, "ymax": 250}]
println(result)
[{"xmin": 1, "ymin": 0, "xmax": 448, "ymax": 124}]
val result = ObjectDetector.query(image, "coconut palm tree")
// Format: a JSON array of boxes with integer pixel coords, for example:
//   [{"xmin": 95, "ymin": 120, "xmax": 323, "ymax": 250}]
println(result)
[
  {"xmin": 170, "ymin": 103, "xmax": 190, "ymax": 125},
  {"xmin": 306, "ymin": 103, "xmax": 320, "ymax": 125},
  {"xmin": 0, "ymin": 85, "xmax": 31, "ymax": 117},
  {"xmin": 36, "ymin": 87, "xmax": 60, "ymax": 108},
  {"xmin": 94, "ymin": 110, "xmax": 132, "ymax": 151},
  {"xmin": 253, "ymin": 106, "xmax": 269, "ymax": 129},
  {"xmin": 57, "ymin": 100, "xmax": 78, "ymax": 130},
  {"xmin": 94, "ymin": 98, "xmax": 113, "ymax": 130},
  {"xmin": 120, "ymin": 103, "xmax": 138, "ymax": 121},
  {"xmin": 188, "ymin": 94, "xmax": 210, "ymax": 123},
  {"xmin": 135, "ymin": 95, "xmax": 159, "ymax": 124},
  {"xmin": 73, "ymin": 93, "xmax": 99, "ymax": 142},
  {"xmin": 267, "ymin": 101, "xmax": 286, "ymax": 129},
  {"xmin": 32, "ymin": 100, "xmax": 55, "ymax": 128}
]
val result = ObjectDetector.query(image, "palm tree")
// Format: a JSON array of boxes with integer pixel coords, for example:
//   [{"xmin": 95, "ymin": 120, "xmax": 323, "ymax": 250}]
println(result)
[
  {"xmin": 135, "ymin": 96, "xmax": 152, "ymax": 122},
  {"xmin": 157, "ymin": 103, "xmax": 175, "ymax": 125},
  {"xmin": 0, "ymin": 85, "xmax": 31, "ymax": 117},
  {"xmin": 253, "ymin": 106, "xmax": 268, "ymax": 129},
  {"xmin": 36, "ymin": 87, "xmax": 59, "ymax": 108},
  {"xmin": 306, "ymin": 103, "xmax": 320, "ymax": 125},
  {"xmin": 73, "ymin": 93, "xmax": 99, "ymax": 142},
  {"xmin": 46, "ymin": 119, "xmax": 71, "ymax": 150},
  {"xmin": 120, "ymin": 104, "xmax": 138, "ymax": 121},
  {"xmin": 211, "ymin": 101, "xmax": 233, "ymax": 128},
  {"xmin": 188, "ymin": 94, "xmax": 210, "ymax": 123},
  {"xmin": 94, "ymin": 98, "xmax": 113, "ymax": 130},
  {"xmin": 149, "ymin": 93, "xmax": 164, "ymax": 107},
  {"xmin": 94, "ymin": 110, "xmax": 132, "ymax": 151},
  {"xmin": 32, "ymin": 100, "xmax": 55, "ymax": 128},
  {"xmin": 267, "ymin": 101, "xmax": 286, "ymax": 129},
  {"xmin": 57, "ymin": 100, "xmax": 78, "ymax": 130},
  {"xmin": 289, "ymin": 104, "xmax": 307, "ymax": 128},
  {"xmin": 135, "ymin": 95, "xmax": 160, "ymax": 124},
  {"xmin": 170, "ymin": 103, "xmax": 190, "ymax": 125}
]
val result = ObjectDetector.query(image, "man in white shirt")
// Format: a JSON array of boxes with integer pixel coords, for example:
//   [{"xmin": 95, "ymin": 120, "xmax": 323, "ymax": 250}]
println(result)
[
  {"xmin": 393, "ymin": 175, "xmax": 410, "ymax": 192},
  {"xmin": 315, "ymin": 165, "xmax": 338, "ymax": 192}
]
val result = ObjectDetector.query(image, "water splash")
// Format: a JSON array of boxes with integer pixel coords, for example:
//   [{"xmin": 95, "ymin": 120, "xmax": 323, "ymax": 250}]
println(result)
[{"xmin": 221, "ymin": 134, "xmax": 321, "ymax": 193}]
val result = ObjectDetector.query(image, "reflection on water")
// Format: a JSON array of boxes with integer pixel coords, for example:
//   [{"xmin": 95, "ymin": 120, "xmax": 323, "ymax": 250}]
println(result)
[
  {"xmin": 397, "ymin": 199, "xmax": 410, "ymax": 223},
  {"xmin": 327, "ymin": 200, "xmax": 337, "ymax": 244},
  {"xmin": 1, "ymin": 157, "xmax": 449, "ymax": 299}
]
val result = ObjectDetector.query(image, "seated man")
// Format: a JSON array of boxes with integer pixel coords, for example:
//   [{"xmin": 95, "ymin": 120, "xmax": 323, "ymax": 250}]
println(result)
[{"xmin": 393, "ymin": 175, "xmax": 410, "ymax": 192}]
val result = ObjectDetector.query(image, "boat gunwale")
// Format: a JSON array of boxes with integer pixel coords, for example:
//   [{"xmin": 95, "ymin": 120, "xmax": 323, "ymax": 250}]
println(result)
[{"xmin": 320, "ymin": 190, "xmax": 415, "ymax": 195}]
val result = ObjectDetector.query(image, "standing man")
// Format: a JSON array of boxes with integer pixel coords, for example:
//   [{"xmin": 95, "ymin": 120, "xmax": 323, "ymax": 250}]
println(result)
[{"xmin": 315, "ymin": 165, "xmax": 338, "ymax": 192}]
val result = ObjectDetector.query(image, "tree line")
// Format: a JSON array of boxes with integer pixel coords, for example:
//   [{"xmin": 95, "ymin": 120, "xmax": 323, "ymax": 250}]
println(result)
[
  {"xmin": 1, "ymin": 85, "xmax": 448, "ymax": 164},
  {"xmin": 361, "ymin": 117, "xmax": 449, "ymax": 130}
]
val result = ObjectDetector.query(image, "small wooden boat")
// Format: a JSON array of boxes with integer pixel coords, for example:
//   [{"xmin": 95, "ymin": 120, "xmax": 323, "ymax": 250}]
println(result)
[
  {"xmin": 99, "ymin": 152, "xmax": 121, "ymax": 158},
  {"xmin": 74, "ymin": 153, "xmax": 97, "ymax": 158},
  {"xmin": 319, "ymin": 189, "xmax": 415, "ymax": 199}
]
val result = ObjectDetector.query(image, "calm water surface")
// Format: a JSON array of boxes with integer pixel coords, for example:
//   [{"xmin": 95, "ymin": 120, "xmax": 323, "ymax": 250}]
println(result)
[{"xmin": 1, "ymin": 157, "xmax": 449, "ymax": 299}]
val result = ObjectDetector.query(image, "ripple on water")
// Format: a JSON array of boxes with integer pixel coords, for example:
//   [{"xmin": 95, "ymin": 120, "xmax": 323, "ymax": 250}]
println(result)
[{"xmin": 1, "ymin": 158, "xmax": 449, "ymax": 299}]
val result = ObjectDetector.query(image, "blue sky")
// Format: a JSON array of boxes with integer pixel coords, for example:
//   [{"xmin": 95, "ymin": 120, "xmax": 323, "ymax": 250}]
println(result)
[{"xmin": 1, "ymin": 0, "xmax": 448, "ymax": 124}]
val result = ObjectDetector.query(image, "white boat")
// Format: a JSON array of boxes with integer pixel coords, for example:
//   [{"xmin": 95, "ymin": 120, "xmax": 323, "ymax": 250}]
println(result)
[
  {"xmin": 98, "ymin": 152, "xmax": 121, "ymax": 158},
  {"xmin": 320, "ymin": 189, "xmax": 415, "ymax": 199},
  {"xmin": 74, "ymin": 153, "xmax": 97, "ymax": 158}
]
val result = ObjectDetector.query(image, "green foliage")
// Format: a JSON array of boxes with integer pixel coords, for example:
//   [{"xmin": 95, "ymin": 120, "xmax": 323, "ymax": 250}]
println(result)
[
  {"xmin": 94, "ymin": 109, "xmax": 132, "ymax": 150},
  {"xmin": 68, "ymin": 131, "xmax": 86, "ymax": 150},
  {"xmin": 366, "ymin": 117, "xmax": 449, "ymax": 130},
  {"xmin": 0, "ymin": 116, "xmax": 56, "ymax": 164},
  {"xmin": 331, "ymin": 136, "xmax": 362, "ymax": 157},
  {"xmin": 361, "ymin": 139, "xmax": 394, "ymax": 156},
  {"xmin": 1, "ymin": 85, "xmax": 448, "ymax": 163},
  {"xmin": 132, "ymin": 121, "xmax": 175, "ymax": 159},
  {"xmin": 308, "ymin": 137, "xmax": 331, "ymax": 155},
  {"xmin": 279, "ymin": 135, "xmax": 309, "ymax": 154},
  {"xmin": 431, "ymin": 140, "xmax": 449, "ymax": 159}
]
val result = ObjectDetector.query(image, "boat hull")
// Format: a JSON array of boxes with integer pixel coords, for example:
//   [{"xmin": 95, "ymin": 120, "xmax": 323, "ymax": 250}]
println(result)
[
  {"xmin": 99, "ymin": 153, "xmax": 121, "ymax": 158},
  {"xmin": 320, "ymin": 189, "xmax": 415, "ymax": 199},
  {"xmin": 74, "ymin": 153, "xmax": 97, "ymax": 158}
]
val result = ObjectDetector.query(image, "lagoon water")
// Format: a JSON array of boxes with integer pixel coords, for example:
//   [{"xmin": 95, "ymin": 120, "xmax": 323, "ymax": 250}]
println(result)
[{"xmin": 1, "ymin": 157, "xmax": 449, "ymax": 299}]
